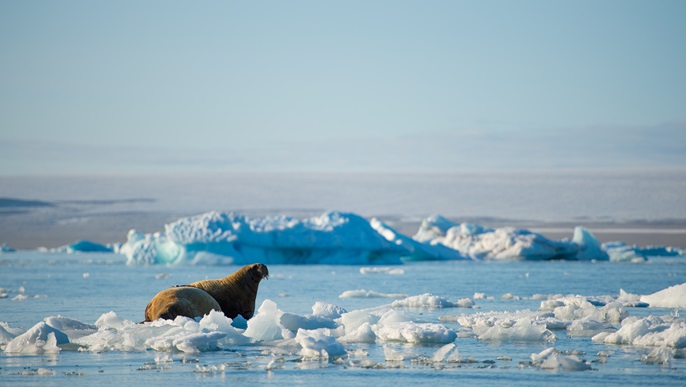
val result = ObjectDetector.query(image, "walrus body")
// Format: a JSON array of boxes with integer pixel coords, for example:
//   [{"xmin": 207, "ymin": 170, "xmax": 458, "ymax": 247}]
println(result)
[
  {"xmin": 144, "ymin": 287, "xmax": 220, "ymax": 322},
  {"xmin": 144, "ymin": 263, "xmax": 269, "ymax": 322}
]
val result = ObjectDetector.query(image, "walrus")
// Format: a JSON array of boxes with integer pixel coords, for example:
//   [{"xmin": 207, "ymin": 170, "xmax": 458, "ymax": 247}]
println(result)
[{"xmin": 144, "ymin": 263, "xmax": 269, "ymax": 322}]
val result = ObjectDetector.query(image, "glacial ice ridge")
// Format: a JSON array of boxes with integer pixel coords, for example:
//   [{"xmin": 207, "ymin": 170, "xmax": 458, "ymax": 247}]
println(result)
[{"xmin": 28, "ymin": 211, "xmax": 683, "ymax": 265}]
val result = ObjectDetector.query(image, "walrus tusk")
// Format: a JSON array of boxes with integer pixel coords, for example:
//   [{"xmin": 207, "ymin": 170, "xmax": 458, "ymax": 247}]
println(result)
[{"xmin": 144, "ymin": 263, "xmax": 269, "ymax": 322}]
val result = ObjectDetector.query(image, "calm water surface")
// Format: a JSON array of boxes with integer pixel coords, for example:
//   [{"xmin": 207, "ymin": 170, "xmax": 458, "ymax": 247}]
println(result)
[{"xmin": 1, "ymin": 252, "xmax": 685, "ymax": 386}]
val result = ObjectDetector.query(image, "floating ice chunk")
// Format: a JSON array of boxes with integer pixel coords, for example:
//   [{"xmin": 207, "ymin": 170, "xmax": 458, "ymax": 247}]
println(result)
[
  {"xmin": 312, "ymin": 301, "xmax": 347, "ymax": 319},
  {"xmin": 454, "ymin": 298, "xmax": 475, "ymax": 308},
  {"xmin": 476, "ymin": 317, "xmax": 556, "ymax": 343},
  {"xmin": 280, "ymin": 312, "xmax": 337, "ymax": 332},
  {"xmin": 603, "ymin": 242, "xmax": 647, "ymax": 262},
  {"xmin": 640, "ymin": 282, "xmax": 686, "ymax": 309},
  {"xmin": 44, "ymin": 316, "xmax": 97, "ymax": 340},
  {"xmin": 432, "ymin": 343, "xmax": 462, "ymax": 362},
  {"xmin": 95, "ymin": 311, "xmax": 136, "ymax": 330},
  {"xmin": 391, "ymin": 293, "xmax": 460, "ymax": 308},
  {"xmin": 294, "ymin": 328, "xmax": 347, "ymax": 360},
  {"xmin": 340, "ymin": 322, "xmax": 376, "ymax": 343},
  {"xmin": 572, "ymin": 227, "xmax": 609, "ymax": 261},
  {"xmin": 539, "ymin": 295, "xmax": 627, "ymax": 324},
  {"xmin": 155, "ymin": 354, "xmax": 174, "ymax": 363},
  {"xmin": 244, "ymin": 300, "xmax": 286, "ymax": 342},
  {"xmin": 0, "ymin": 322, "xmax": 22, "ymax": 346},
  {"xmin": 198, "ymin": 310, "xmax": 249, "ymax": 345},
  {"xmin": 378, "ymin": 310, "xmax": 414, "ymax": 325},
  {"xmin": 616, "ymin": 289, "xmax": 649, "ymax": 307},
  {"xmin": 171, "ymin": 331, "xmax": 227, "ymax": 353},
  {"xmin": 642, "ymin": 346, "xmax": 675, "ymax": 365},
  {"xmin": 501, "ymin": 293, "xmax": 520, "ymax": 300},
  {"xmin": 4, "ymin": 322, "xmax": 68, "ymax": 354},
  {"xmin": 359, "ymin": 267, "xmax": 405, "ymax": 275},
  {"xmin": 340, "ymin": 310, "xmax": 381, "ymax": 337},
  {"xmin": 593, "ymin": 315, "xmax": 686, "ymax": 348},
  {"xmin": 383, "ymin": 345, "xmax": 407, "ymax": 361},
  {"xmin": 566, "ymin": 318, "xmax": 616, "ymax": 337},
  {"xmin": 414, "ymin": 216, "xmax": 579, "ymax": 261},
  {"xmin": 340, "ymin": 289, "xmax": 409, "ymax": 299},
  {"xmin": 0, "ymin": 243, "xmax": 15, "ymax": 253},
  {"xmin": 531, "ymin": 347, "xmax": 591, "ymax": 371},
  {"xmin": 374, "ymin": 321, "xmax": 456, "ymax": 344}
]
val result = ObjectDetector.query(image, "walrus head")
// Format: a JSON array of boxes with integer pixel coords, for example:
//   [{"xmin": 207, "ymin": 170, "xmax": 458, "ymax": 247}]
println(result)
[{"xmin": 248, "ymin": 263, "xmax": 269, "ymax": 283}]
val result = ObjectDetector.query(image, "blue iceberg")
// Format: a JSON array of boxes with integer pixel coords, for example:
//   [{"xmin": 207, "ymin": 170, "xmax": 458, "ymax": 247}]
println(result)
[{"xmin": 119, "ymin": 211, "xmax": 647, "ymax": 265}]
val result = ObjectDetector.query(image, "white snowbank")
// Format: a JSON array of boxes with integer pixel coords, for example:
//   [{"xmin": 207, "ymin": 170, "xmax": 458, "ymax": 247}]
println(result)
[{"xmin": 640, "ymin": 282, "xmax": 686, "ymax": 309}]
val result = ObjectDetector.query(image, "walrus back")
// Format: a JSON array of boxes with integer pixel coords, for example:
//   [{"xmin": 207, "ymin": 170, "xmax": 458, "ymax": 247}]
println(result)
[{"xmin": 144, "ymin": 286, "xmax": 221, "ymax": 322}]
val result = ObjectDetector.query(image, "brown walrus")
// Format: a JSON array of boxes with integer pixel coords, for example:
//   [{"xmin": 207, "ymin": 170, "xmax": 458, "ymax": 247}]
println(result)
[
  {"xmin": 144, "ymin": 286, "xmax": 221, "ymax": 322},
  {"xmin": 144, "ymin": 263, "xmax": 269, "ymax": 322}
]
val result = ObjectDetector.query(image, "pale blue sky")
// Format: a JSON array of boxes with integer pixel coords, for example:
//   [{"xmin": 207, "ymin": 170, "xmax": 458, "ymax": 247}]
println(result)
[{"xmin": 1, "ymin": 0, "xmax": 685, "ymax": 174}]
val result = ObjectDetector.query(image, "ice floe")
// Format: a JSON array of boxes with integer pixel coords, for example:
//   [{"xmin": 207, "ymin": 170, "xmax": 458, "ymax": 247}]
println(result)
[
  {"xmin": 3, "ymin": 283, "xmax": 686, "ymax": 370},
  {"xmin": 592, "ymin": 315, "xmax": 686, "ymax": 349},
  {"xmin": 530, "ymin": 347, "xmax": 592, "ymax": 371},
  {"xmin": 4, "ymin": 321, "xmax": 68, "ymax": 354}
]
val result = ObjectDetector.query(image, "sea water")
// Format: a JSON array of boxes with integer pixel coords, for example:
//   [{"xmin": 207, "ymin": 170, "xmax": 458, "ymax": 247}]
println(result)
[{"xmin": 1, "ymin": 252, "xmax": 685, "ymax": 386}]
